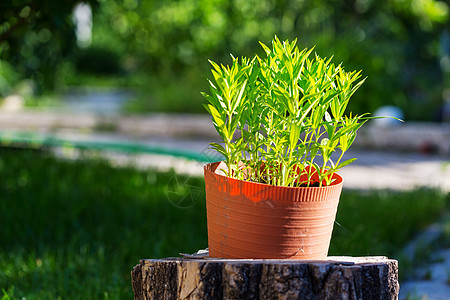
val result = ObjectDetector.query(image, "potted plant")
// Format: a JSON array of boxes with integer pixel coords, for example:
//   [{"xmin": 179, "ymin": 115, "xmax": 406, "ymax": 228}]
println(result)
[{"xmin": 202, "ymin": 36, "xmax": 368, "ymax": 259}]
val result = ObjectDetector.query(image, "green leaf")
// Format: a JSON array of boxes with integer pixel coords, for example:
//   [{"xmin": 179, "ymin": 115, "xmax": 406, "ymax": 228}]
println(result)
[
  {"xmin": 297, "ymin": 95, "xmax": 320, "ymax": 124},
  {"xmin": 204, "ymin": 104, "xmax": 225, "ymax": 129},
  {"xmin": 334, "ymin": 122, "xmax": 360, "ymax": 141},
  {"xmin": 336, "ymin": 158, "xmax": 357, "ymax": 169},
  {"xmin": 259, "ymin": 41, "xmax": 272, "ymax": 55},
  {"xmin": 289, "ymin": 123, "xmax": 301, "ymax": 149},
  {"xmin": 209, "ymin": 142, "xmax": 227, "ymax": 158},
  {"xmin": 231, "ymin": 80, "xmax": 247, "ymax": 113},
  {"xmin": 201, "ymin": 91, "xmax": 221, "ymax": 111}
]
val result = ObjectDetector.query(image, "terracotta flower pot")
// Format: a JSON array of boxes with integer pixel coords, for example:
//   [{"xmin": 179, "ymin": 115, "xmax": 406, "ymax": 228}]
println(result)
[{"xmin": 204, "ymin": 161, "xmax": 344, "ymax": 259}]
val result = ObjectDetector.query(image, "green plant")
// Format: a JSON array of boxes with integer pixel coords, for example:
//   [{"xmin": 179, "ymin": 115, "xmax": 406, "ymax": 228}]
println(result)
[
  {"xmin": 1, "ymin": 287, "xmax": 14, "ymax": 300},
  {"xmin": 203, "ymin": 36, "xmax": 368, "ymax": 187}
]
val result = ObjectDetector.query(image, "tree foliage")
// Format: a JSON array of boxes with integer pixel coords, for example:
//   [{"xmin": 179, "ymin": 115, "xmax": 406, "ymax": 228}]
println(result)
[
  {"xmin": 0, "ymin": 0, "xmax": 98, "ymax": 92},
  {"xmin": 91, "ymin": 0, "xmax": 450, "ymax": 120},
  {"xmin": 1, "ymin": 0, "xmax": 449, "ymax": 120}
]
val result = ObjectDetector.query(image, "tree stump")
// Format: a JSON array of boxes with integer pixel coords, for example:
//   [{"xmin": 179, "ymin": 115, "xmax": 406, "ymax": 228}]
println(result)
[{"xmin": 131, "ymin": 252, "xmax": 399, "ymax": 300}]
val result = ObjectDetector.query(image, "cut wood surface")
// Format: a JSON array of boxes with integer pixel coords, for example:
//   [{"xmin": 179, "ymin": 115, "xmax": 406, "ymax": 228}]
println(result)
[{"xmin": 131, "ymin": 253, "xmax": 399, "ymax": 300}]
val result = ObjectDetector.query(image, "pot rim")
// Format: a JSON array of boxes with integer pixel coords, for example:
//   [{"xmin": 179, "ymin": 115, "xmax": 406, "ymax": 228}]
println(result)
[{"xmin": 204, "ymin": 161, "xmax": 343, "ymax": 190}]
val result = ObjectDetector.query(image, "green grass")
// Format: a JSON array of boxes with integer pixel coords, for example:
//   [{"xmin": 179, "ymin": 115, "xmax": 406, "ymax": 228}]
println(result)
[
  {"xmin": 0, "ymin": 147, "xmax": 207, "ymax": 299},
  {"xmin": 330, "ymin": 189, "xmax": 449, "ymax": 257},
  {"xmin": 0, "ymin": 147, "xmax": 448, "ymax": 299}
]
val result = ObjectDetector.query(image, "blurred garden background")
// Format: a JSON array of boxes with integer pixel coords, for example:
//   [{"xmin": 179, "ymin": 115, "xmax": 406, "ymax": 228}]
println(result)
[
  {"xmin": 1, "ymin": 0, "xmax": 450, "ymax": 299},
  {"xmin": 1, "ymin": 0, "xmax": 449, "ymax": 119}
]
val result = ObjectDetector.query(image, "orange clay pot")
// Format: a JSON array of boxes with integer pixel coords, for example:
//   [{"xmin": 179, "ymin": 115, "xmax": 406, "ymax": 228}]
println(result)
[{"xmin": 204, "ymin": 162, "xmax": 344, "ymax": 260}]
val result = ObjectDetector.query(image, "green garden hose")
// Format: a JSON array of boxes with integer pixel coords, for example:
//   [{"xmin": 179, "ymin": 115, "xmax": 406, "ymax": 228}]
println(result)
[{"xmin": 0, "ymin": 131, "xmax": 216, "ymax": 163}]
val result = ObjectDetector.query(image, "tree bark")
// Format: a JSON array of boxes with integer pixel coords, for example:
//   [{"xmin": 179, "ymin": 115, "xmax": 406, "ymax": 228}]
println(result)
[{"xmin": 131, "ymin": 253, "xmax": 399, "ymax": 300}]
